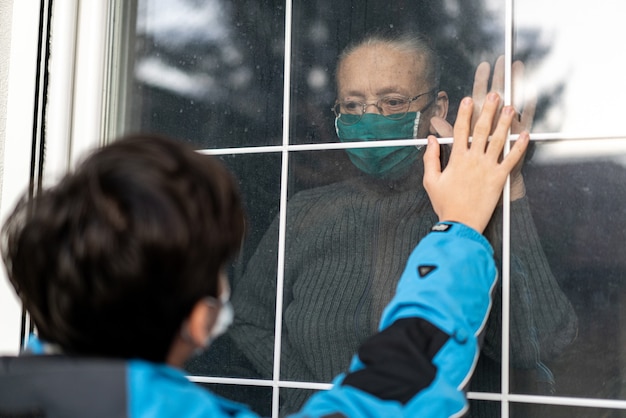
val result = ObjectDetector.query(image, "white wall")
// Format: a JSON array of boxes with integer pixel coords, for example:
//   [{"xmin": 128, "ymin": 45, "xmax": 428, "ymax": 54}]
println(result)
[
  {"xmin": 0, "ymin": 1, "xmax": 42, "ymax": 355},
  {"xmin": 0, "ymin": 1, "xmax": 111, "ymax": 354},
  {"xmin": 0, "ymin": 0, "xmax": 13, "ymax": 206},
  {"xmin": 0, "ymin": 0, "xmax": 18, "ymax": 355}
]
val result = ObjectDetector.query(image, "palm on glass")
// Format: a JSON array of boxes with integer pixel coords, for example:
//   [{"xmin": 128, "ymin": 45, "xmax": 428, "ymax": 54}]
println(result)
[
  {"xmin": 423, "ymin": 93, "xmax": 530, "ymax": 234},
  {"xmin": 431, "ymin": 56, "xmax": 536, "ymax": 200}
]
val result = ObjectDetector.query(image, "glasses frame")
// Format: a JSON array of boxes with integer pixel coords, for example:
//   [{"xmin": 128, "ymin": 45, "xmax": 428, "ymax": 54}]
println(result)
[{"xmin": 332, "ymin": 88, "xmax": 437, "ymax": 125}]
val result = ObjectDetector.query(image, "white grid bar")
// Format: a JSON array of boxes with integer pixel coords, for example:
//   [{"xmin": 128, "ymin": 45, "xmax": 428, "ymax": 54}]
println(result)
[
  {"xmin": 501, "ymin": 1, "xmax": 514, "ymax": 417},
  {"xmin": 190, "ymin": 376, "xmax": 333, "ymax": 391},
  {"xmin": 505, "ymin": 395, "xmax": 626, "ymax": 410},
  {"xmin": 197, "ymin": 133, "xmax": 626, "ymax": 157},
  {"xmin": 271, "ymin": 0, "xmax": 294, "ymax": 416}
]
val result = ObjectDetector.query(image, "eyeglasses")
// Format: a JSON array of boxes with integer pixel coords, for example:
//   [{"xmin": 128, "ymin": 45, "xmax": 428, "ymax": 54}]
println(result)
[{"xmin": 332, "ymin": 89, "xmax": 437, "ymax": 125}]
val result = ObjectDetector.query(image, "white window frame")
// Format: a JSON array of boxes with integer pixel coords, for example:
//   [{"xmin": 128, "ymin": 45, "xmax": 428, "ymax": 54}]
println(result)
[
  {"xmin": 0, "ymin": 0, "xmax": 129, "ymax": 354},
  {"xmin": 0, "ymin": 0, "xmax": 44, "ymax": 355}
]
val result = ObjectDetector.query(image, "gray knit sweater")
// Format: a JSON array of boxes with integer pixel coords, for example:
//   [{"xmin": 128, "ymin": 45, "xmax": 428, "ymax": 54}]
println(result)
[{"xmin": 229, "ymin": 160, "xmax": 577, "ymax": 416}]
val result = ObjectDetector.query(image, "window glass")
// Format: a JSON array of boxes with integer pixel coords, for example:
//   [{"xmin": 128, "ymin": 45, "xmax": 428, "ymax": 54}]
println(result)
[
  {"xmin": 290, "ymin": 1, "xmax": 506, "ymax": 146},
  {"xmin": 221, "ymin": 153, "xmax": 282, "ymax": 271},
  {"xmin": 512, "ymin": 0, "xmax": 626, "ymax": 405},
  {"xmin": 511, "ymin": 403, "xmax": 626, "ymax": 418},
  {"xmin": 518, "ymin": 139, "xmax": 626, "ymax": 400},
  {"xmin": 514, "ymin": 0, "xmax": 626, "ymax": 136},
  {"xmin": 130, "ymin": 0, "xmax": 285, "ymax": 148},
  {"xmin": 468, "ymin": 400, "xmax": 501, "ymax": 417},
  {"xmin": 280, "ymin": 388, "xmax": 318, "ymax": 414}
]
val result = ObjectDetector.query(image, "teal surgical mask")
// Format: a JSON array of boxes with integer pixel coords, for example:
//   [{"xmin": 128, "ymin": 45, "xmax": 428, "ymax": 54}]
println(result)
[{"xmin": 335, "ymin": 111, "xmax": 423, "ymax": 178}]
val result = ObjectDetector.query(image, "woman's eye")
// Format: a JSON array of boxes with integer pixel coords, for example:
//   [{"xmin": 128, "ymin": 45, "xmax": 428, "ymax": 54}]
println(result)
[{"xmin": 384, "ymin": 98, "xmax": 407, "ymax": 107}]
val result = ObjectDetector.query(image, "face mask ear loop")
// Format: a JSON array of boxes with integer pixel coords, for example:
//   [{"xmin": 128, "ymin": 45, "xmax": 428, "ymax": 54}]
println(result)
[
  {"xmin": 412, "ymin": 112, "xmax": 425, "ymax": 152},
  {"xmin": 412, "ymin": 111, "xmax": 421, "ymax": 138},
  {"xmin": 202, "ymin": 288, "xmax": 234, "ymax": 348}
]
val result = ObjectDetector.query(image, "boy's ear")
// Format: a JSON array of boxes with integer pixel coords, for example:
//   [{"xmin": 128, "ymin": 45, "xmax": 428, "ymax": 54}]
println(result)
[{"xmin": 186, "ymin": 299, "xmax": 219, "ymax": 347}]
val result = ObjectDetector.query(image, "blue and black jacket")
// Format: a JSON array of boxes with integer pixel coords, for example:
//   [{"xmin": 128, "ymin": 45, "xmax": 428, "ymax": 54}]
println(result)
[{"xmin": 0, "ymin": 222, "xmax": 496, "ymax": 417}]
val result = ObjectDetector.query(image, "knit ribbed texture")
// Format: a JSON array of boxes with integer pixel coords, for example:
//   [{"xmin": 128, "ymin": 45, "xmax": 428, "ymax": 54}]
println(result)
[{"xmin": 229, "ymin": 160, "xmax": 577, "ymax": 417}]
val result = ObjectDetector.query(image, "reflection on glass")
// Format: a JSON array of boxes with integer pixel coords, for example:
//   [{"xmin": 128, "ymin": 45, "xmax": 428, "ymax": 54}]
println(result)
[
  {"xmin": 514, "ymin": 0, "xmax": 626, "ymax": 135},
  {"xmin": 519, "ymin": 139, "xmax": 626, "ymax": 400},
  {"xmin": 129, "ymin": 0, "xmax": 285, "ymax": 148}
]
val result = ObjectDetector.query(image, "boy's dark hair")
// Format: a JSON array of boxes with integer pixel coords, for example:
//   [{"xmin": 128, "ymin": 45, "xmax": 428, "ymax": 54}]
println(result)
[{"xmin": 1, "ymin": 134, "xmax": 245, "ymax": 362}]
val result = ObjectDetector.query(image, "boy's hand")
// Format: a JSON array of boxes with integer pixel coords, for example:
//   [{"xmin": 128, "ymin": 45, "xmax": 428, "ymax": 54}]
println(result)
[
  {"xmin": 423, "ymin": 93, "xmax": 530, "ymax": 234},
  {"xmin": 430, "ymin": 56, "xmax": 535, "ymax": 200}
]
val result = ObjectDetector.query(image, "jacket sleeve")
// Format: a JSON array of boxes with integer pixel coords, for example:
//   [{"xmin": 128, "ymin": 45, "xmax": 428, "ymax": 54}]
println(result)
[{"xmin": 291, "ymin": 222, "xmax": 497, "ymax": 418}]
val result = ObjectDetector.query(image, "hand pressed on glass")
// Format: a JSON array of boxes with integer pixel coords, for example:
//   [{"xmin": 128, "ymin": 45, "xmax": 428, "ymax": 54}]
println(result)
[
  {"xmin": 423, "ymin": 93, "xmax": 530, "ymax": 234},
  {"xmin": 430, "ymin": 56, "xmax": 536, "ymax": 200}
]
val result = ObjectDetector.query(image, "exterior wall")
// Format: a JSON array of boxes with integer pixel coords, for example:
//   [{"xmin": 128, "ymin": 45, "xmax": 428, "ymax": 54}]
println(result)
[
  {"xmin": 0, "ymin": 0, "xmax": 41, "ymax": 355},
  {"xmin": 0, "ymin": 0, "xmax": 13, "ymax": 208},
  {"xmin": 0, "ymin": 0, "xmax": 17, "ymax": 356}
]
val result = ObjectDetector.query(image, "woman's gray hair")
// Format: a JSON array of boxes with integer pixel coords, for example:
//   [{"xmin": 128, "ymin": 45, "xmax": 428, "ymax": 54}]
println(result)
[{"xmin": 337, "ymin": 32, "xmax": 441, "ymax": 90}]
